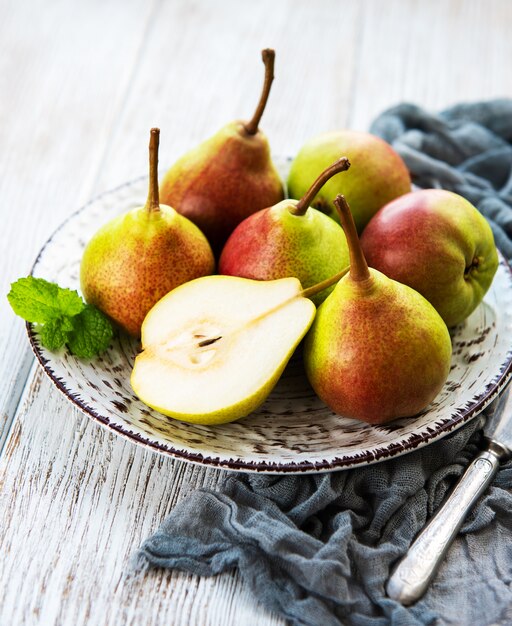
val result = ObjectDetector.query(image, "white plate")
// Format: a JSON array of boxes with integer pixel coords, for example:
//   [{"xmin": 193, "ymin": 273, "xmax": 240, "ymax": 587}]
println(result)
[{"xmin": 27, "ymin": 168, "xmax": 512, "ymax": 473}]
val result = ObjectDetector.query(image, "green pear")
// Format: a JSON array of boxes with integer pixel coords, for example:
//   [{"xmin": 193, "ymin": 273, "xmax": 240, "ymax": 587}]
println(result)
[
  {"xmin": 304, "ymin": 195, "xmax": 452, "ymax": 425},
  {"xmin": 160, "ymin": 49, "xmax": 284, "ymax": 255},
  {"xmin": 360, "ymin": 189, "xmax": 499, "ymax": 327},
  {"xmin": 218, "ymin": 158, "xmax": 351, "ymax": 304},
  {"xmin": 287, "ymin": 130, "xmax": 411, "ymax": 232},
  {"xmin": 131, "ymin": 275, "xmax": 318, "ymax": 425},
  {"xmin": 80, "ymin": 129, "xmax": 215, "ymax": 337}
]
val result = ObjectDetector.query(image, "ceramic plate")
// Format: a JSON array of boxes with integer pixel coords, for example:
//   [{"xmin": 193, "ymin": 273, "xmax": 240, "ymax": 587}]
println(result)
[{"xmin": 27, "ymin": 166, "xmax": 512, "ymax": 473}]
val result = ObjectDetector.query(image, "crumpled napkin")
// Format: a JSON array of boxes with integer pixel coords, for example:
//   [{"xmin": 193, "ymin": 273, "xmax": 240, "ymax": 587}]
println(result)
[{"xmin": 134, "ymin": 100, "xmax": 512, "ymax": 626}]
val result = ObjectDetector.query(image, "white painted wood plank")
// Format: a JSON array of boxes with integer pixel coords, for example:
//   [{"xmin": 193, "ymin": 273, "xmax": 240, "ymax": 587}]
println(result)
[
  {"xmin": 0, "ymin": 369, "xmax": 282, "ymax": 625},
  {"xmin": 349, "ymin": 0, "xmax": 512, "ymax": 130},
  {"xmin": 0, "ymin": 0, "xmax": 159, "ymax": 441},
  {"xmin": 90, "ymin": 0, "xmax": 361, "ymax": 192},
  {"xmin": 0, "ymin": 344, "xmax": 33, "ymax": 454}
]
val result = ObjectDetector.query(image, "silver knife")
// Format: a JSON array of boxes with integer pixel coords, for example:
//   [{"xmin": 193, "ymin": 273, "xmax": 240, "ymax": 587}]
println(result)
[{"xmin": 386, "ymin": 378, "xmax": 512, "ymax": 605}]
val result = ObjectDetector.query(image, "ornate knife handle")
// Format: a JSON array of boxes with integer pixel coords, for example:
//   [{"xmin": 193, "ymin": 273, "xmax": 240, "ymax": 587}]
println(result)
[{"xmin": 386, "ymin": 449, "xmax": 501, "ymax": 606}]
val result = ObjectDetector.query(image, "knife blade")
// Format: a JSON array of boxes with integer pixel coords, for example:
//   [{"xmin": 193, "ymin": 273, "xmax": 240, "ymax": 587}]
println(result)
[{"xmin": 386, "ymin": 377, "xmax": 512, "ymax": 605}]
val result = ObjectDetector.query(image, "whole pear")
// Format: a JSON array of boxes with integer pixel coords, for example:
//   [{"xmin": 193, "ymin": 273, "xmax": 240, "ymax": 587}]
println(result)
[
  {"xmin": 304, "ymin": 195, "xmax": 452, "ymax": 425},
  {"xmin": 360, "ymin": 189, "xmax": 499, "ymax": 327},
  {"xmin": 218, "ymin": 158, "xmax": 351, "ymax": 304},
  {"xmin": 80, "ymin": 129, "xmax": 215, "ymax": 337},
  {"xmin": 160, "ymin": 49, "xmax": 284, "ymax": 254},
  {"xmin": 287, "ymin": 130, "xmax": 411, "ymax": 232}
]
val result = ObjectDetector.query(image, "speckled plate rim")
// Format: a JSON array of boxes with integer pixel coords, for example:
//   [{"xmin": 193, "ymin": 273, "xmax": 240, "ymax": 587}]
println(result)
[{"xmin": 25, "ymin": 176, "xmax": 512, "ymax": 473}]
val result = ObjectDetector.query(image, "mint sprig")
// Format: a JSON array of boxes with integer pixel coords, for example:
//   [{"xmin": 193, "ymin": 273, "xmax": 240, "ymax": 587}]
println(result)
[
  {"xmin": 67, "ymin": 304, "xmax": 113, "ymax": 358},
  {"xmin": 7, "ymin": 277, "xmax": 114, "ymax": 358}
]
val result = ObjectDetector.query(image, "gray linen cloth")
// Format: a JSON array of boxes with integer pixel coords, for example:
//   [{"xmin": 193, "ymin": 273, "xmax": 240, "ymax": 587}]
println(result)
[{"xmin": 134, "ymin": 100, "xmax": 512, "ymax": 626}]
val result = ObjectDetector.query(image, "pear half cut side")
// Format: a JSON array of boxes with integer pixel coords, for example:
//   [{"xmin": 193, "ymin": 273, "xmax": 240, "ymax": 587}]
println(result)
[{"xmin": 131, "ymin": 275, "xmax": 316, "ymax": 425}]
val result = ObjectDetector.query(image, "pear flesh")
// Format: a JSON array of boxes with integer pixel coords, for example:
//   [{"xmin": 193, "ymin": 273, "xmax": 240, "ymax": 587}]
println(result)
[{"xmin": 131, "ymin": 276, "xmax": 316, "ymax": 425}]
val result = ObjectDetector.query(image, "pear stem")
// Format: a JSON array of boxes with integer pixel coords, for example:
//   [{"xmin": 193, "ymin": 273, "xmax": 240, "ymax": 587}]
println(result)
[
  {"xmin": 146, "ymin": 128, "xmax": 160, "ymax": 212},
  {"xmin": 243, "ymin": 49, "xmax": 275, "ymax": 136},
  {"xmin": 301, "ymin": 266, "xmax": 350, "ymax": 299},
  {"xmin": 291, "ymin": 157, "xmax": 351, "ymax": 216},
  {"xmin": 333, "ymin": 195, "xmax": 371, "ymax": 282}
]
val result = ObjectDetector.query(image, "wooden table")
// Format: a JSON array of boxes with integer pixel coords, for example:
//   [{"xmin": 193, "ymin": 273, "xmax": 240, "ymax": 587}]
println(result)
[{"xmin": 1, "ymin": 1, "xmax": 511, "ymax": 623}]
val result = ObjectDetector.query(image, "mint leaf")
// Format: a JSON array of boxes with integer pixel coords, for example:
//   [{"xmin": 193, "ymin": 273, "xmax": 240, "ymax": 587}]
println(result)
[
  {"xmin": 8, "ymin": 276, "xmax": 113, "ymax": 359},
  {"xmin": 67, "ymin": 305, "xmax": 113, "ymax": 358},
  {"xmin": 8, "ymin": 276, "xmax": 84, "ymax": 323},
  {"xmin": 38, "ymin": 319, "xmax": 70, "ymax": 352}
]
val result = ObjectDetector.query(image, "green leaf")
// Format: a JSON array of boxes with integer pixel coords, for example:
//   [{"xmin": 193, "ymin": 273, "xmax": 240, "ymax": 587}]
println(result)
[
  {"xmin": 67, "ymin": 305, "xmax": 113, "ymax": 358},
  {"xmin": 38, "ymin": 319, "xmax": 71, "ymax": 352},
  {"xmin": 7, "ymin": 276, "xmax": 84, "ymax": 323},
  {"xmin": 60, "ymin": 316, "xmax": 76, "ymax": 332},
  {"xmin": 8, "ymin": 276, "xmax": 114, "ymax": 359}
]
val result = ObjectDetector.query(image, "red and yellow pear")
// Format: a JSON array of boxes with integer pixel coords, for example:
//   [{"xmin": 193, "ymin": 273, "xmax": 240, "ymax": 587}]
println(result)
[
  {"xmin": 304, "ymin": 195, "xmax": 452, "ymax": 425},
  {"xmin": 219, "ymin": 158, "xmax": 351, "ymax": 305},
  {"xmin": 360, "ymin": 189, "xmax": 499, "ymax": 327},
  {"xmin": 160, "ymin": 49, "xmax": 284, "ymax": 254},
  {"xmin": 80, "ymin": 129, "xmax": 215, "ymax": 337}
]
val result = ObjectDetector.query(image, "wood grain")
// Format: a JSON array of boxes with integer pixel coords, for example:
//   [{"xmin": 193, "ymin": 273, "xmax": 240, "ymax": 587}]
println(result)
[
  {"xmin": 0, "ymin": 0, "xmax": 159, "ymax": 442},
  {"xmin": 349, "ymin": 0, "xmax": 512, "ymax": 129},
  {"xmin": 0, "ymin": 368, "xmax": 282, "ymax": 625},
  {"xmin": 90, "ymin": 0, "xmax": 361, "ymax": 191},
  {"xmin": 1, "ymin": 0, "xmax": 511, "ymax": 624}
]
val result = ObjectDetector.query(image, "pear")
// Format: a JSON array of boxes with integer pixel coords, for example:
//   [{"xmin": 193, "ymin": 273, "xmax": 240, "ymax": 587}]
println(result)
[
  {"xmin": 360, "ymin": 189, "xmax": 499, "ymax": 327},
  {"xmin": 131, "ymin": 269, "xmax": 348, "ymax": 425},
  {"xmin": 80, "ymin": 129, "xmax": 215, "ymax": 337},
  {"xmin": 159, "ymin": 49, "xmax": 284, "ymax": 255},
  {"xmin": 287, "ymin": 130, "xmax": 411, "ymax": 232},
  {"xmin": 131, "ymin": 276, "xmax": 317, "ymax": 425},
  {"xmin": 304, "ymin": 195, "xmax": 452, "ymax": 425},
  {"xmin": 218, "ymin": 158, "xmax": 351, "ymax": 305}
]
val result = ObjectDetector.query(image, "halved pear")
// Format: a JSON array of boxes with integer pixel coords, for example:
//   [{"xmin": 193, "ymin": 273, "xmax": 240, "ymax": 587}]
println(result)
[{"xmin": 131, "ymin": 275, "xmax": 316, "ymax": 425}]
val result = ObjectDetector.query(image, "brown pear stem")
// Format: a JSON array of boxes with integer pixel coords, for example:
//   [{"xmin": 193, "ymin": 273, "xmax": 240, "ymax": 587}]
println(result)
[
  {"xmin": 291, "ymin": 157, "xmax": 351, "ymax": 216},
  {"xmin": 243, "ymin": 49, "xmax": 275, "ymax": 136},
  {"xmin": 146, "ymin": 128, "xmax": 160, "ymax": 212},
  {"xmin": 333, "ymin": 195, "xmax": 371, "ymax": 282},
  {"xmin": 301, "ymin": 266, "xmax": 350, "ymax": 299}
]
